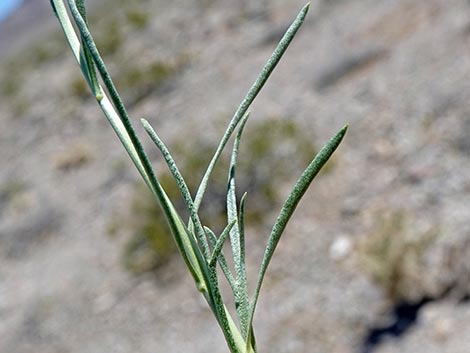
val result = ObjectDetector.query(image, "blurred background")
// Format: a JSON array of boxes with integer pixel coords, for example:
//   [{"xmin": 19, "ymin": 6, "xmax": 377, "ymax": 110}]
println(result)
[{"xmin": 0, "ymin": 0, "xmax": 469, "ymax": 352}]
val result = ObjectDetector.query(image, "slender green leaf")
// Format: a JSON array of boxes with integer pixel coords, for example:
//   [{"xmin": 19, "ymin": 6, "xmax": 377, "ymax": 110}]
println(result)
[
  {"xmin": 141, "ymin": 118, "xmax": 211, "ymax": 260},
  {"xmin": 50, "ymin": 0, "xmax": 81, "ymax": 59},
  {"xmin": 51, "ymin": 1, "xmax": 140, "ymax": 178},
  {"xmin": 227, "ymin": 113, "xmax": 250, "ymax": 336},
  {"xmin": 65, "ymin": 0, "xmax": 212, "ymax": 300},
  {"xmin": 65, "ymin": 3, "xmax": 205, "ymax": 286},
  {"xmin": 247, "ymin": 124, "xmax": 348, "ymax": 342},
  {"xmin": 67, "ymin": 0, "xmax": 159, "ymax": 194},
  {"xmin": 193, "ymin": 3, "xmax": 310, "ymax": 213},
  {"xmin": 238, "ymin": 193, "xmax": 253, "ymax": 349}
]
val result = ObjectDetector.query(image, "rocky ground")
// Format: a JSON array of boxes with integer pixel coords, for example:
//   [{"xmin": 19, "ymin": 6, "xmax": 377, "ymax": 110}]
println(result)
[{"xmin": 0, "ymin": 0, "xmax": 469, "ymax": 352}]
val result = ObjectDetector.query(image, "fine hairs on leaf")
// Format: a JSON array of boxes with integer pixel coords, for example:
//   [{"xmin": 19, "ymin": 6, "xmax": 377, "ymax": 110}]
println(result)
[{"xmin": 50, "ymin": 1, "xmax": 347, "ymax": 352}]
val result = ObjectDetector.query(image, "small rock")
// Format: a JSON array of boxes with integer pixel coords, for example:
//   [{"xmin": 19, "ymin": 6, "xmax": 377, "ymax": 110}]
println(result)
[{"xmin": 329, "ymin": 236, "xmax": 353, "ymax": 262}]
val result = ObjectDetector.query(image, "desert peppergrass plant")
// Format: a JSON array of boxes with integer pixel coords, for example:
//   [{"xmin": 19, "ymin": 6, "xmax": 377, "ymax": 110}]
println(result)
[{"xmin": 51, "ymin": 0, "xmax": 347, "ymax": 351}]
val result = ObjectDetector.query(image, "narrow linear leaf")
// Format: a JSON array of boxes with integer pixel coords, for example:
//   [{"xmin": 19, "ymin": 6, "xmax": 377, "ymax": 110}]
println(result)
[
  {"xmin": 67, "ymin": 0, "xmax": 159, "ymax": 196},
  {"xmin": 51, "ymin": 0, "xmax": 101, "ymax": 102},
  {"xmin": 238, "ymin": 193, "xmax": 252, "ymax": 350},
  {"xmin": 65, "ymin": 1, "xmax": 212, "ymax": 305},
  {"xmin": 227, "ymin": 113, "xmax": 250, "ymax": 336},
  {"xmin": 247, "ymin": 124, "xmax": 348, "ymax": 341},
  {"xmin": 51, "ymin": 1, "xmax": 141, "ymax": 182},
  {"xmin": 141, "ymin": 118, "xmax": 211, "ymax": 260},
  {"xmin": 50, "ymin": 0, "xmax": 81, "ymax": 59},
  {"xmin": 65, "ymin": 3, "xmax": 204, "ymax": 284},
  {"xmin": 193, "ymin": 3, "xmax": 310, "ymax": 213}
]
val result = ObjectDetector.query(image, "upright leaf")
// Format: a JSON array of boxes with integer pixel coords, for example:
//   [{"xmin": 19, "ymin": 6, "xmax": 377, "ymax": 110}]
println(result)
[
  {"xmin": 141, "ymin": 118, "xmax": 211, "ymax": 260},
  {"xmin": 193, "ymin": 3, "xmax": 310, "ymax": 212},
  {"xmin": 227, "ymin": 113, "xmax": 250, "ymax": 336},
  {"xmin": 247, "ymin": 125, "xmax": 348, "ymax": 342}
]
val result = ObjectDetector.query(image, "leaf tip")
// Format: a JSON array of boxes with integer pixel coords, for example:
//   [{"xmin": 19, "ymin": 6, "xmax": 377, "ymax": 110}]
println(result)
[
  {"xmin": 333, "ymin": 124, "xmax": 348, "ymax": 146},
  {"xmin": 302, "ymin": 2, "xmax": 311, "ymax": 14},
  {"xmin": 141, "ymin": 118, "xmax": 153, "ymax": 132}
]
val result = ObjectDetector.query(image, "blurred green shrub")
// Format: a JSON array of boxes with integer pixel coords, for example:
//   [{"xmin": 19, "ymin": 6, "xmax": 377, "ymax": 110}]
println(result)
[{"xmin": 356, "ymin": 210, "xmax": 437, "ymax": 301}]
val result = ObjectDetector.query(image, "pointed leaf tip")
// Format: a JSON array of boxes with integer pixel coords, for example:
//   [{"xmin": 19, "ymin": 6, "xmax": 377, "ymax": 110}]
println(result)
[
  {"xmin": 337, "ymin": 124, "xmax": 348, "ymax": 142},
  {"xmin": 301, "ymin": 2, "xmax": 311, "ymax": 15}
]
